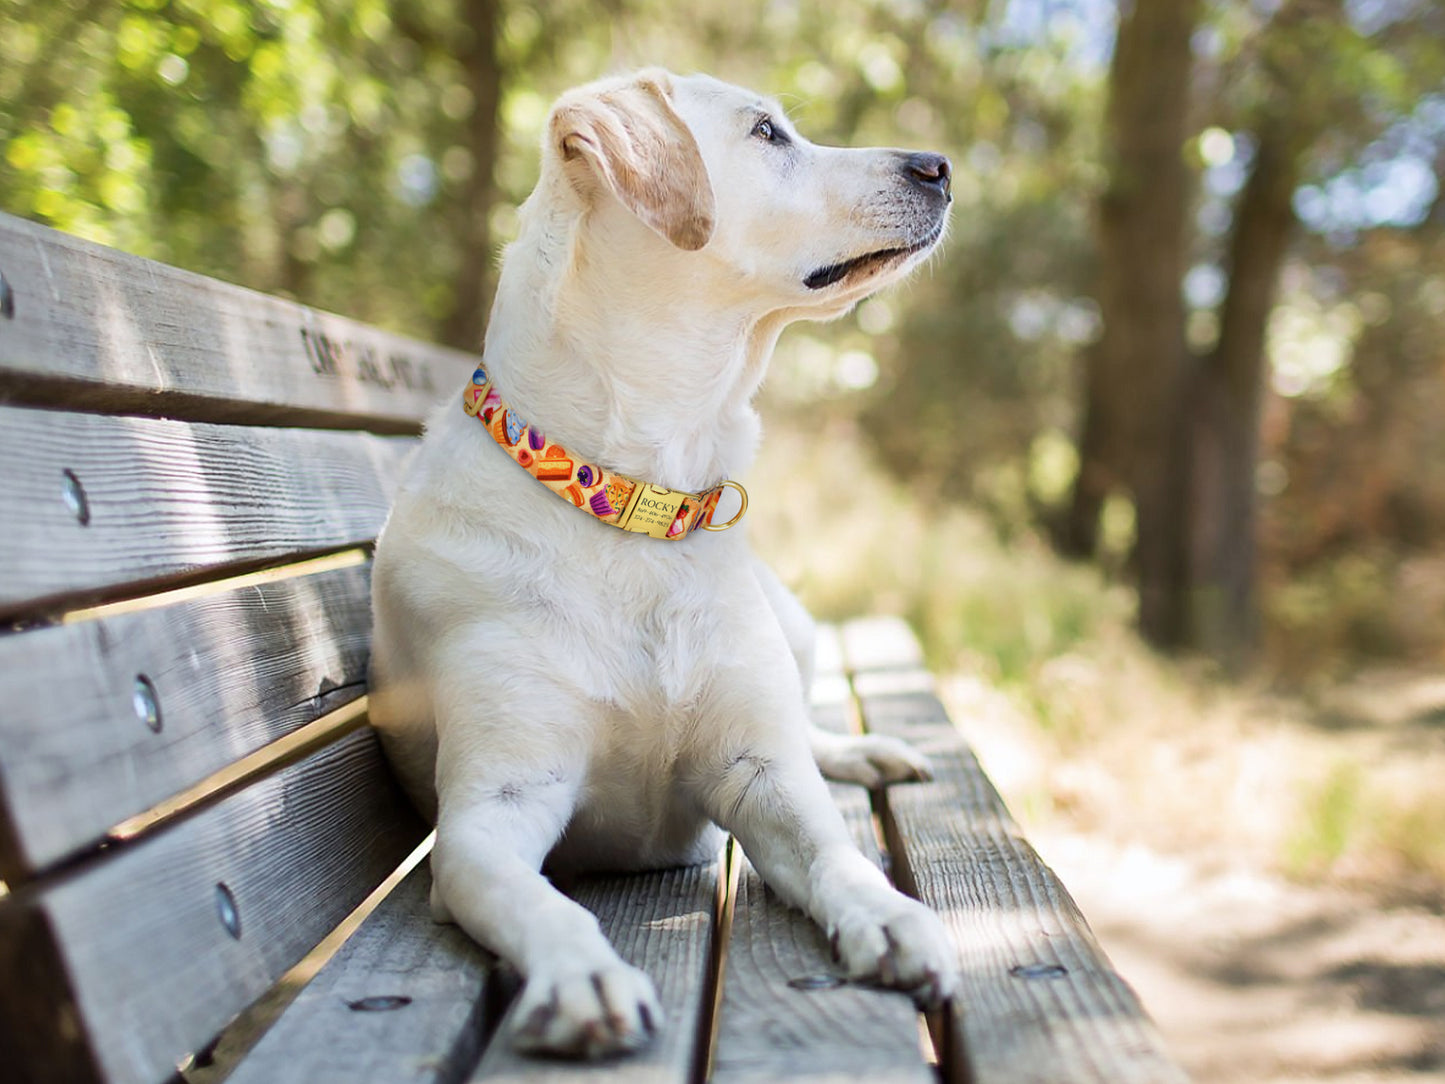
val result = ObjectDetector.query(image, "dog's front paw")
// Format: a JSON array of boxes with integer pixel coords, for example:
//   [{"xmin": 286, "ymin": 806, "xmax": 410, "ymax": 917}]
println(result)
[
  {"xmin": 814, "ymin": 732, "xmax": 933, "ymax": 789},
  {"xmin": 830, "ymin": 894, "xmax": 958, "ymax": 1009},
  {"xmin": 512, "ymin": 958, "xmax": 663, "ymax": 1059}
]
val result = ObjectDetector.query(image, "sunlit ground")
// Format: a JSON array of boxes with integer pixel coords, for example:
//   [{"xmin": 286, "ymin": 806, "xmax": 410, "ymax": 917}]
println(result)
[{"xmin": 748, "ymin": 418, "xmax": 1445, "ymax": 1084}]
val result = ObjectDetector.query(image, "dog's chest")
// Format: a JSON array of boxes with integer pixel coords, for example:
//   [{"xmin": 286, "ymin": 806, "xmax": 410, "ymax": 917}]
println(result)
[{"xmin": 572, "ymin": 565, "xmax": 721, "ymax": 713}]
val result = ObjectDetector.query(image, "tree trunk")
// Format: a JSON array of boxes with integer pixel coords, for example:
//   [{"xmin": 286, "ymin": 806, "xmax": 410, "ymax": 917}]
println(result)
[
  {"xmin": 1067, "ymin": 0, "xmax": 1349, "ymax": 664},
  {"xmin": 1056, "ymin": 345, "xmax": 1112, "ymax": 558},
  {"xmin": 438, "ymin": 0, "xmax": 502, "ymax": 352},
  {"xmin": 1189, "ymin": 135, "xmax": 1300, "ymax": 665},
  {"xmin": 1066, "ymin": 0, "xmax": 1199, "ymax": 645},
  {"xmin": 1187, "ymin": 0, "xmax": 1340, "ymax": 665}
]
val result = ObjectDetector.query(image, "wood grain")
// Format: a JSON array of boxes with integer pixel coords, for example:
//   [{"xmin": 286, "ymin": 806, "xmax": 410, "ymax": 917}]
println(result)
[
  {"xmin": 0, "ymin": 728, "xmax": 427, "ymax": 1084},
  {"xmin": 225, "ymin": 865, "xmax": 498, "ymax": 1084},
  {"xmin": 0, "ymin": 212, "xmax": 475, "ymax": 433},
  {"xmin": 842, "ymin": 618, "xmax": 1189, "ymax": 1084},
  {"xmin": 469, "ymin": 862, "xmax": 719, "ymax": 1084},
  {"xmin": 712, "ymin": 784, "xmax": 930, "ymax": 1084},
  {"xmin": 0, "ymin": 404, "xmax": 414, "ymax": 617},
  {"xmin": 0, "ymin": 561, "xmax": 376, "ymax": 881},
  {"xmin": 709, "ymin": 642, "xmax": 930, "ymax": 1084}
]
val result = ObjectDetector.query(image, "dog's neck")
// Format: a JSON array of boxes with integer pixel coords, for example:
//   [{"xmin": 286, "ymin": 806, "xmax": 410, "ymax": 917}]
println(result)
[{"xmin": 475, "ymin": 179, "xmax": 782, "ymax": 494}]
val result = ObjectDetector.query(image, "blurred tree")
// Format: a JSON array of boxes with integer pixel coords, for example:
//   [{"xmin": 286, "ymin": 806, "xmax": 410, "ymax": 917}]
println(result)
[
  {"xmin": 1058, "ymin": 0, "xmax": 1445, "ymax": 667},
  {"xmin": 1187, "ymin": 0, "xmax": 1346, "ymax": 664},
  {"xmin": 391, "ymin": 0, "xmax": 502, "ymax": 348},
  {"xmin": 0, "ymin": 0, "xmax": 511, "ymax": 347},
  {"xmin": 1062, "ymin": 0, "xmax": 1199, "ymax": 650},
  {"xmin": 1259, "ymin": 97, "xmax": 1445, "ymax": 674},
  {"xmin": 5, "ymin": 0, "xmax": 1444, "ymax": 674},
  {"xmin": 854, "ymin": 2, "xmax": 1107, "ymax": 513}
]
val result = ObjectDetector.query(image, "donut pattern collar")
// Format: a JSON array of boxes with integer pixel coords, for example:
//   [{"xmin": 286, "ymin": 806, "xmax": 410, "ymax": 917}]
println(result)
[{"xmin": 463, "ymin": 367, "xmax": 748, "ymax": 540}]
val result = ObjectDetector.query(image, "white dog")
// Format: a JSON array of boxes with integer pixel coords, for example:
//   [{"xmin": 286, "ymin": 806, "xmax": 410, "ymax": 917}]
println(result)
[{"xmin": 370, "ymin": 69, "xmax": 957, "ymax": 1058}]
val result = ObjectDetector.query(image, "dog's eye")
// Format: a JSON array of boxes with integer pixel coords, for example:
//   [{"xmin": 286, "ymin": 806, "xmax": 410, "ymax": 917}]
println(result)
[{"xmin": 751, "ymin": 116, "xmax": 778, "ymax": 143}]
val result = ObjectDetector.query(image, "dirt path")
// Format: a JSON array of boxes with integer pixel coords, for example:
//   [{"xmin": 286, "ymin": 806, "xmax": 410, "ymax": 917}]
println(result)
[
  {"xmin": 1038, "ymin": 830, "xmax": 1445, "ymax": 1083},
  {"xmin": 941, "ymin": 667, "xmax": 1445, "ymax": 1083}
]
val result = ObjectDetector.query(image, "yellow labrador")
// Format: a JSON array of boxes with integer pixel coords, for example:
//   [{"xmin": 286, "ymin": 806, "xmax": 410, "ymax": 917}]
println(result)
[{"xmin": 370, "ymin": 69, "xmax": 956, "ymax": 1058}]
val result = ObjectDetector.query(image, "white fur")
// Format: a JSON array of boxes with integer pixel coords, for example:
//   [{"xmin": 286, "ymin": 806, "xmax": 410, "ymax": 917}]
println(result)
[{"xmin": 371, "ymin": 70, "xmax": 956, "ymax": 1058}]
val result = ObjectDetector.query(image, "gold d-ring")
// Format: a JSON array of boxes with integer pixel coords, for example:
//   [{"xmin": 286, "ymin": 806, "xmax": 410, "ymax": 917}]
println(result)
[{"xmin": 702, "ymin": 479, "xmax": 748, "ymax": 531}]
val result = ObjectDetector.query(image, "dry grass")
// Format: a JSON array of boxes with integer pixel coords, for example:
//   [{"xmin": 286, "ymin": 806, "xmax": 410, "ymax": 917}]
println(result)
[{"xmin": 748, "ymin": 420, "xmax": 1445, "ymax": 902}]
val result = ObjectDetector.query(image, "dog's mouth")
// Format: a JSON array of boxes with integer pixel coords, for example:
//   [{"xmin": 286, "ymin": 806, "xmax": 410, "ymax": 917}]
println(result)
[{"xmin": 802, "ymin": 221, "xmax": 945, "ymax": 291}]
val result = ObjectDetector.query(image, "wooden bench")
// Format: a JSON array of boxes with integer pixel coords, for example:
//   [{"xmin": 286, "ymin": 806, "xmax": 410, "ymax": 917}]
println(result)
[{"xmin": 0, "ymin": 212, "xmax": 1188, "ymax": 1084}]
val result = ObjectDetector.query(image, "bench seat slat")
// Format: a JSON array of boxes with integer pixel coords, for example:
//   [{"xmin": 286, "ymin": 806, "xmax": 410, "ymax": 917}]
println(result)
[
  {"xmin": 0, "ymin": 212, "xmax": 473, "ymax": 432},
  {"xmin": 0, "ymin": 404, "xmax": 413, "ymax": 618},
  {"xmin": 0, "ymin": 728, "xmax": 426, "ymax": 1084},
  {"xmin": 843, "ymin": 618, "xmax": 1188, "ymax": 1084},
  {"xmin": 712, "ymin": 689, "xmax": 930, "ymax": 1083},
  {"xmin": 469, "ymin": 862, "xmax": 719, "ymax": 1084},
  {"xmin": 223, "ymin": 863, "xmax": 497, "ymax": 1084},
  {"xmin": 712, "ymin": 784, "xmax": 932, "ymax": 1082},
  {"xmin": 222, "ymin": 838, "xmax": 719, "ymax": 1084},
  {"xmin": 0, "ymin": 560, "xmax": 375, "ymax": 882}
]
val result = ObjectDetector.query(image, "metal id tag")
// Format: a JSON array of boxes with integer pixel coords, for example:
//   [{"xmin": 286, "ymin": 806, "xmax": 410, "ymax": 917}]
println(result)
[{"xmin": 617, "ymin": 483, "xmax": 694, "ymax": 539}]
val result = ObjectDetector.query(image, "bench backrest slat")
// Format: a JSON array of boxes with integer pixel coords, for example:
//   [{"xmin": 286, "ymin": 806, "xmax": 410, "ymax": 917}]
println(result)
[
  {"xmin": 0, "ymin": 216, "xmax": 468, "ymax": 1083},
  {"xmin": 0, "ymin": 405, "xmax": 412, "ymax": 618},
  {"xmin": 0, "ymin": 212, "xmax": 475, "ymax": 433},
  {"xmin": 0, "ymin": 728, "xmax": 426, "ymax": 1084},
  {"xmin": 0, "ymin": 559, "xmax": 375, "ymax": 881}
]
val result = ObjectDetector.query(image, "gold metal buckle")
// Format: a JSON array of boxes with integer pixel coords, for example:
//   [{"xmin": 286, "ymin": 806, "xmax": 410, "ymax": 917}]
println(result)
[
  {"xmin": 617, "ymin": 483, "xmax": 691, "ymax": 539},
  {"xmin": 701, "ymin": 479, "xmax": 748, "ymax": 532},
  {"xmin": 463, "ymin": 374, "xmax": 491, "ymax": 417}
]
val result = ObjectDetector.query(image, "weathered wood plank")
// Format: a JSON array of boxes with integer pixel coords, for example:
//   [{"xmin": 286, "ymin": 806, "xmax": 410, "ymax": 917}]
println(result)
[
  {"xmin": 0, "ymin": 404, "xmax": 414, "ymax": 617},
  {"xmin": 469, "ymin": 862, "xmax": 719, "ymax": 1084},
  {"xmin": 810, "ymin": 623, "xmax": 852, "ymax": 709},
  {"xmin": 0, "ymin": 560, "xmax": 376, "ymax": 881},
  {"xmin": 0, "ymin": 728, "xmax": 427, "ymax": 1084},
  {"xmin": 0, "ymin": 212, "xmax": 474, "ymax": 432},
  {"xmin": 839, "ymin": 616, "xmax": 925, "ymax": 674},
  {"xmin": 225, "ymin": 863, "xmax": 498, "ymax": 1084},
  {"xmin": 842, "ymin": 618, "xmax": 1189, "ymax": 1084},
  {"xmin": 710, "ymin": 638, "xmax": 929, "ymax": 1084},
  {"xmin": 712, "ymin": 787, "xmax": 930, "ymax": 1083}
]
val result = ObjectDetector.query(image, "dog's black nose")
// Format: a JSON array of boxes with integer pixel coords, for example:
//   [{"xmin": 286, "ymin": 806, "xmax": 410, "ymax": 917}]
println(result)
[{"xmin": 903, "ymin": 152, "xmax": 952, "ymax": 200}]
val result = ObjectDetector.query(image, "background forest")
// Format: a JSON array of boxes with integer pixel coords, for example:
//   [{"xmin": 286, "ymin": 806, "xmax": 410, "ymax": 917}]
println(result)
[
  {"xmin": 4, "ymin": 2, "xmax": 1445, "ymax": 1079},
  {"xmin": 4, "ymin": 0, "xmax": 1443, "ymax": 677}
]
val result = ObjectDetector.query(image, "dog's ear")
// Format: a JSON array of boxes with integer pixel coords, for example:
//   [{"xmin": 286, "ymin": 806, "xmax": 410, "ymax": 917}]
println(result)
[{"xmin": 549, "ymin": 71, "xmax": 716, "ymax": 251}]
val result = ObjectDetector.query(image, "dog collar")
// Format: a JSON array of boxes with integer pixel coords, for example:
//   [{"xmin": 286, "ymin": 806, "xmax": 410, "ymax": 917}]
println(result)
[{"xmin": 463, "ymin": 367, "xmax": 747, "ymax": 540}]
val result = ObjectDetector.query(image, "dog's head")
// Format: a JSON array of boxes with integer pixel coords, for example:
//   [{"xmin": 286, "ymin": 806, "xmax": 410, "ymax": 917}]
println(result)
[{"xmin": 545, "ymin": 70, "xmax": 951, "ymax": 317}]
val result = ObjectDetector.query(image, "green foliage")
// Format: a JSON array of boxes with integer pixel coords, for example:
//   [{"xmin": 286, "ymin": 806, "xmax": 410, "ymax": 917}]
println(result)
[
  {"xmin": 1283, "ymin": 757, "xmax": 1445, "ymax": 890},
  {"xmin": 3, "ymin": 0, "xmax": 1444, "ymax": 673},
  {"xmin": 4, "ymin": 0, "xmax": 518, "ymax": 334},
  {"xmin": 857, "ymin": 18, "xmax": 1107, "ymax": 495},
  {"xmin": 1286, "ymin": 760, "xmax": 1365, "ymax": 876},
  {"xmin": 748, "ymin": 423, "xmax": 1134, "ymax": 696}
]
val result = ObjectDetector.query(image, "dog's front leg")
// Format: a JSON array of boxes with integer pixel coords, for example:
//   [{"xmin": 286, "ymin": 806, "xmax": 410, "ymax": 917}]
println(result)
[
  {"xmin": 689, "ymin": 681, "xmax": 959, "ymax": 1007},
  {"xmin": 430, "ymin": 722, "xmax": 661, "ymax": 1057}
]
